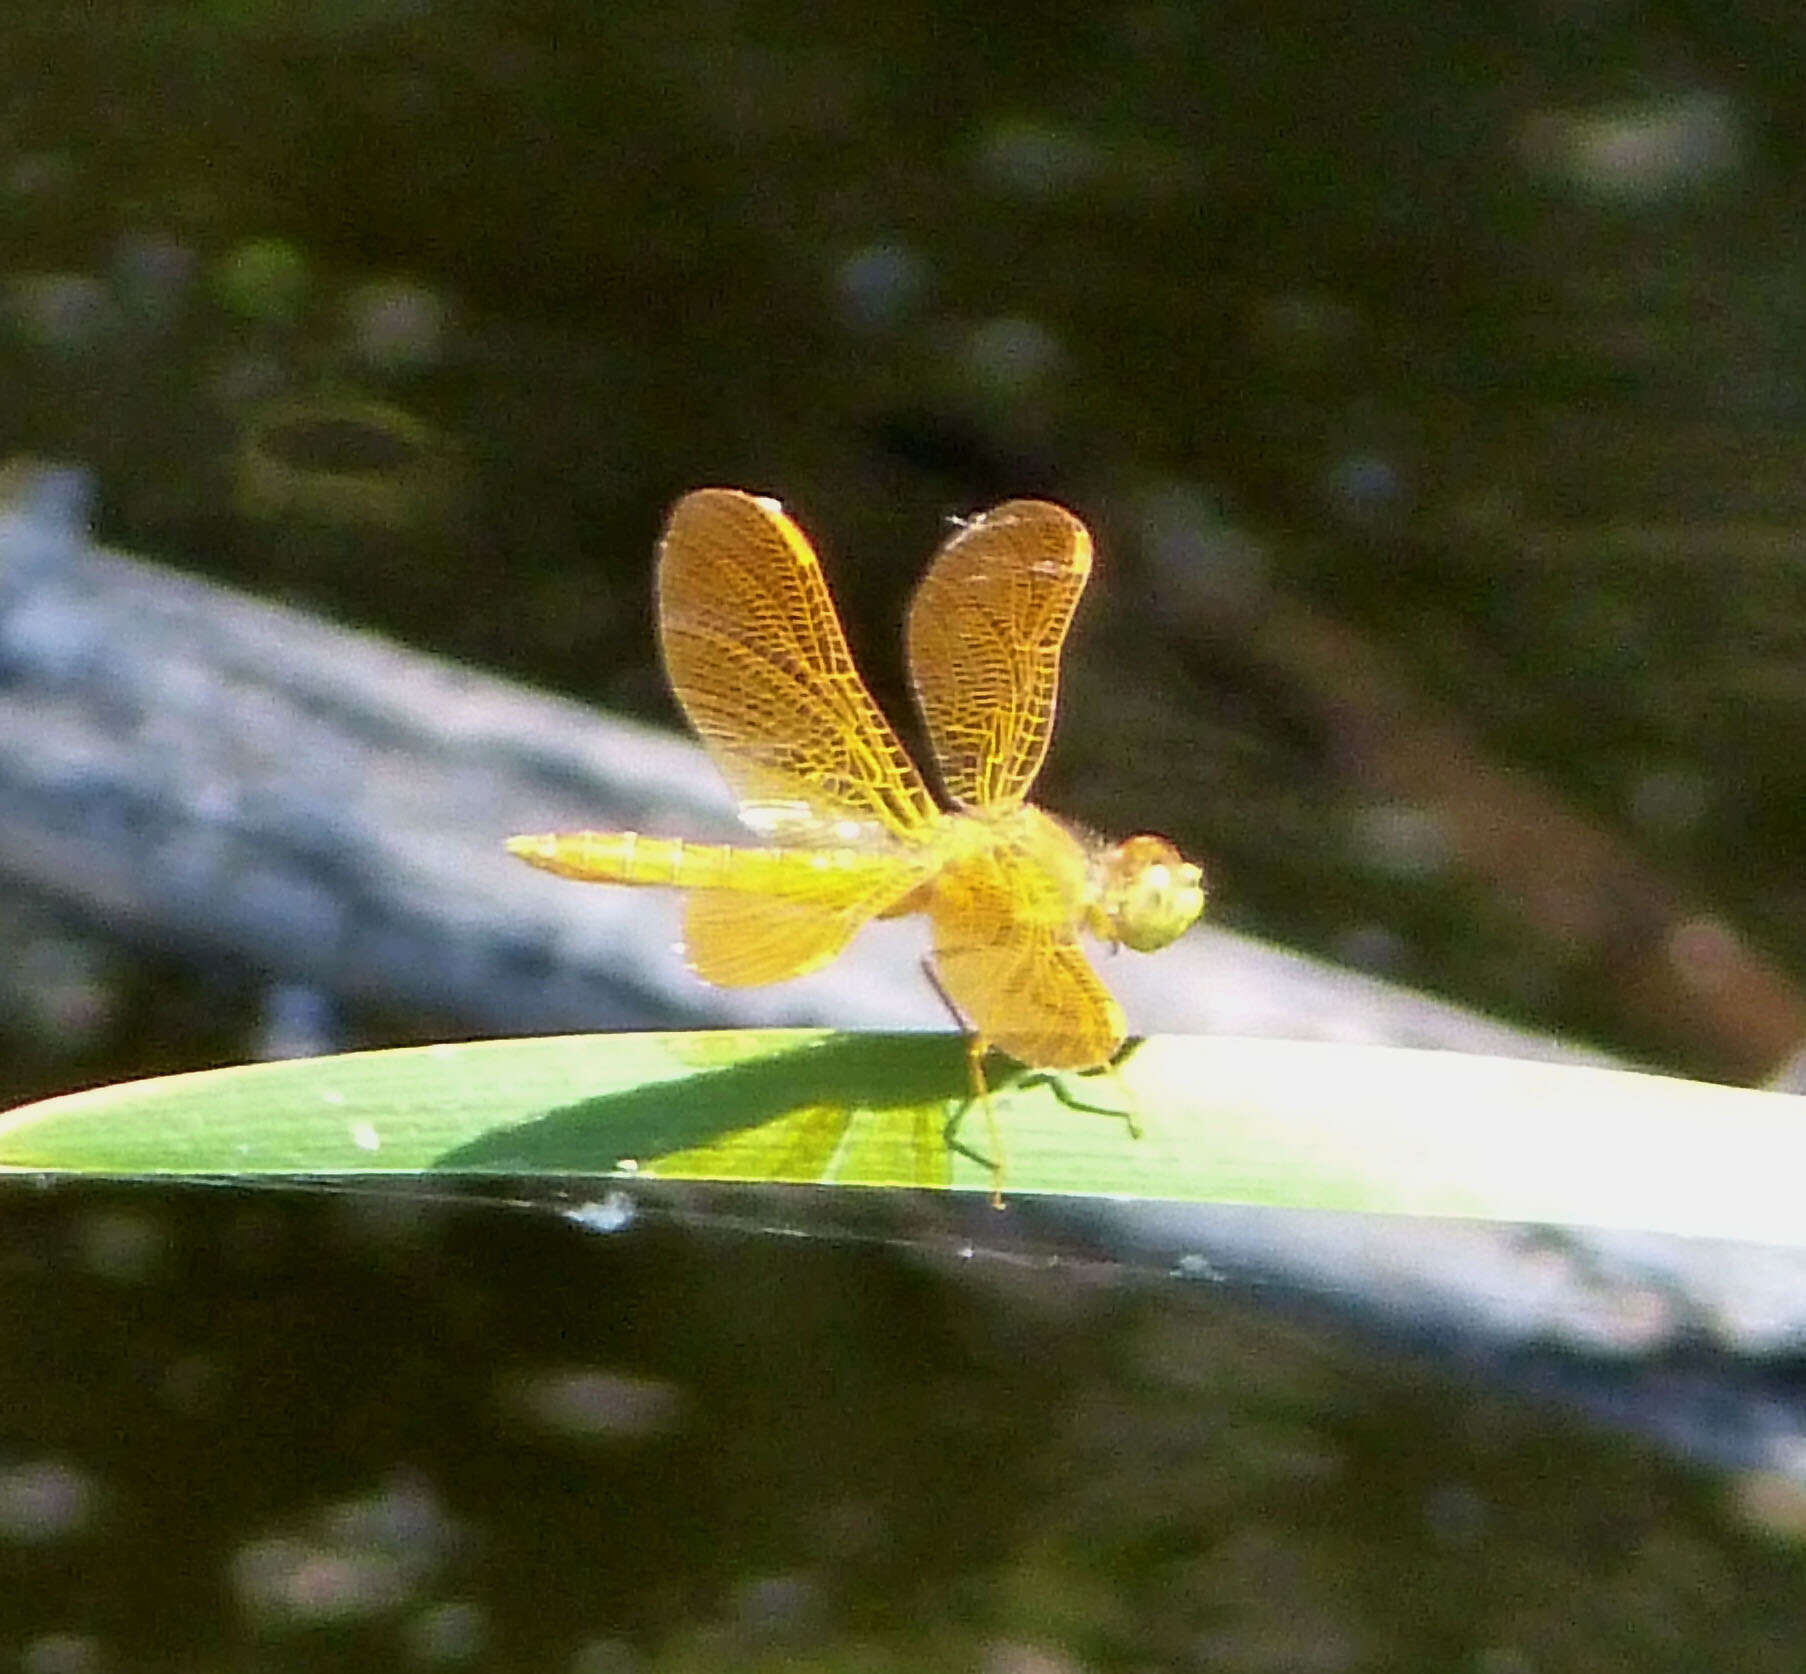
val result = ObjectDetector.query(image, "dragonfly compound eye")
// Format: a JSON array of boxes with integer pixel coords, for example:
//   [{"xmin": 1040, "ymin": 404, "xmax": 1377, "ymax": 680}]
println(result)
[{"xmin": 1102, "ymin": 834, "xmax": 1206, "ymax": 953}]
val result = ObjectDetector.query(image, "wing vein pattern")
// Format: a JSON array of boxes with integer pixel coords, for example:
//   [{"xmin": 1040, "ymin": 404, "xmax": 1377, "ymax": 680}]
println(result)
[
  {"xmin": 927, "ymin": 849, "xmax": 1125, "ymax": 1069},
  {"xmin": 684, "ymin": 855, "xmax": 928, "ymax": 985},
  {"xmin": 659, "ymin": 489, "xmax": 937, "ymax": 841},
  {"xmin": 906, "ymin": 499, "xmax": 1092, "ymax": 811}
]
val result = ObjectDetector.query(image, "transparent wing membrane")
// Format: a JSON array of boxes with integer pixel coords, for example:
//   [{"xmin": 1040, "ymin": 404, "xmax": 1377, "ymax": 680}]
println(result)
[
  {"xmin": 906, "ymin": 500, "xmax": 1091, "ymax": 811},
  {"xmin": 927, "ymin": 849, "xmax": 1126, "ymax": 1069},
  {"xmin": 659, "ymin": 489, "xmax": 937, "ymax": 841}
]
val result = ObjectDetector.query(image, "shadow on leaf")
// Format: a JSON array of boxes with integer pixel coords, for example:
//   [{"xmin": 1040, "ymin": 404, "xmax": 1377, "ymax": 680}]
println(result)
[{"xmin": 433, "ymin": 1031, "xmax": 979, "ymax": 1185}]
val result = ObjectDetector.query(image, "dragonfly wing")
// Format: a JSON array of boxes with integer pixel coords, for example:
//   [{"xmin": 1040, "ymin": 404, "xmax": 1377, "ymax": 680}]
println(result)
[
  {"xmin": 905, "ymin": 499, "xmax": 1092, "ymax": 812},
  {"xmin": 927, "ymin": 854, "xmax": 1125, "ymax": 1069},
  {"xmin": 683, "ymin": 853, "xmax": 928, "ymax": 986},
  {"xmin": 660, "ymin": 489, "xmax": 938, "ymax": 841}
]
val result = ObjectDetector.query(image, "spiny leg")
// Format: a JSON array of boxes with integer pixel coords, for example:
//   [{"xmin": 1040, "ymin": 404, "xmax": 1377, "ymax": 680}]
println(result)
[
  {"xmin": 1022, "ymin": 1036, "xmax": 1146, "ymax": 1139},
  {"xmin": 964, "ymin": 1031, "xmax": 1006, "ymax": 1208},
  {"xmin": 921, "ymin": 956, "xmax": 1007, "ymax": 1206}
]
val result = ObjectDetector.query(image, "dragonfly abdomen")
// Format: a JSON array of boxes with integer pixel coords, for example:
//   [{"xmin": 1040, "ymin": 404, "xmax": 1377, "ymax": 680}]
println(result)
[{"xmin": 505, "ymin": 830, "xmax": 895, "ymax": 896}]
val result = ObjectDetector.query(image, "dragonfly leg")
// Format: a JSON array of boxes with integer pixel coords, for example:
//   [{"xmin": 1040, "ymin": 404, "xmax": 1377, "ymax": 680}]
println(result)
[
  {"xmin": 921, "ymin": 958, "xmax": 1006, "ymax": 1205},
  {"xmin": 1021, "ymin": 1037, "xmax": 1146, "ymax": 1138},
  {"xmin": 965, "ymin": 1031, "xmax": 1006, "ymax": 1209},
  {"xmin": 937, "ymin": 1033, "xmax": 1006, "ymax": 1206}
]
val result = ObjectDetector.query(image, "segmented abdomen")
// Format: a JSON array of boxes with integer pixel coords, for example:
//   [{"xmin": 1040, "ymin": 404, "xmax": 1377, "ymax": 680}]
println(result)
[{"xmin": 505, "ymin": 830, "xmax": 899, "ymax": 896}]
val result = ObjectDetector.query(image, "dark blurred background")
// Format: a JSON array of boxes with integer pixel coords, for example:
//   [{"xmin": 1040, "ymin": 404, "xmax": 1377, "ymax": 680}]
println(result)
[
  {"xmin": 6, "ymin": 0, "xmax": 1806, "ymax": 1098},
  {"xmin": 5, "ymin": 1, "xmax": 1806, "ymax": 1667}
]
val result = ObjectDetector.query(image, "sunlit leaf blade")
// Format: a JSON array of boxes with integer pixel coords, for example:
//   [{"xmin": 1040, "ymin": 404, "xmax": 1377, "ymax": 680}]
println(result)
[
  {"xmin": 647, "ymin": 1099, "xmax": 951, "ymax": 1188},
  {"xmin": 1, "ymin": 1032, "xmax": 1803, "ymax": 1243}
]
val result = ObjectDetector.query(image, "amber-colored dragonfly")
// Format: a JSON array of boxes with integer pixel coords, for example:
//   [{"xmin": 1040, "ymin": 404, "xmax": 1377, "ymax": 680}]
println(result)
[{"xmin": 508, "ymin": 488, "xmax": 1205, "ymax": 1176}]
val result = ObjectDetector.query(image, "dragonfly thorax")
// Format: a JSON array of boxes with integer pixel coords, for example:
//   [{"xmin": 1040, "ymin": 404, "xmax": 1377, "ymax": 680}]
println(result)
[{"xmin": 927, "ymin": 803, "xmax": 1097, "ymax": 928}]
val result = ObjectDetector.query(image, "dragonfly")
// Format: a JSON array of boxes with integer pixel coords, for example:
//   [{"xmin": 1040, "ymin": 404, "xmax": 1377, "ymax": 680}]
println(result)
[{"xmin": 507, "ymin": 488, "xmax": 1206, "ymax": 1183}]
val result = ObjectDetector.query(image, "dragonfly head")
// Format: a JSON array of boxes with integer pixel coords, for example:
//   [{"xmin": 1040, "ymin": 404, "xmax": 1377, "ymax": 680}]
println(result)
[{"xmin": 1093, "ymin": 833, "xmax": 1205, "ymax": 953}]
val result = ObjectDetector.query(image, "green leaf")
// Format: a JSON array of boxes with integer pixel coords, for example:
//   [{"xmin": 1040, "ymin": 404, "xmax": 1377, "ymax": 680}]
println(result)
[{"xmin": 1, "ymin": 1032, "xmax": 1802, "ymax": 1243}]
